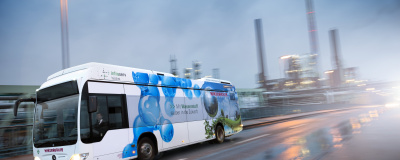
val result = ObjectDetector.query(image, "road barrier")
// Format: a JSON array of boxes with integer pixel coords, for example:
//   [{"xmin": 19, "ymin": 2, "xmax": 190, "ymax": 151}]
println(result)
[{"xmin": 240, "ymin": 103, "xmax": 361, "ymax": 120}]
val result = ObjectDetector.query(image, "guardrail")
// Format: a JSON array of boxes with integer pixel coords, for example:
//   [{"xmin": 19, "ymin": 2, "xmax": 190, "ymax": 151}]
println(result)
[{"xmin": 240, "ymin": 103, "xmax": 362, "ymax": 120}]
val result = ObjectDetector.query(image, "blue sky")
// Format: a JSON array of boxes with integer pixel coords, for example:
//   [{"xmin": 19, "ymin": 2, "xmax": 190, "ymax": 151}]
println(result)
[{"xmin": 1, "ymin": 0, "xmax": 399, "ymax": 88}]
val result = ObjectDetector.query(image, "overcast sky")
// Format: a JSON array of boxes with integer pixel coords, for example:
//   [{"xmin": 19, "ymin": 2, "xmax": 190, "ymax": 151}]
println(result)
[{"xmin": 1, "ymin": 0, "xmax": 399, "ymax": 88}]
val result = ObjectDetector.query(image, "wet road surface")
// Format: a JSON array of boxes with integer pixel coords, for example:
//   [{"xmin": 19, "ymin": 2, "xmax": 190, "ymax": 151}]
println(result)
[{"xmin": 159, "ymin": 105, "xmax": 400, "ymax": 160}]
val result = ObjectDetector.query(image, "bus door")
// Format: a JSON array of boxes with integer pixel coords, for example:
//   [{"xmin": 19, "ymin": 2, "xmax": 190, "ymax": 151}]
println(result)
[{"xmin": 85, "ymin": 82, "xmax": 129, "ymax": 159}]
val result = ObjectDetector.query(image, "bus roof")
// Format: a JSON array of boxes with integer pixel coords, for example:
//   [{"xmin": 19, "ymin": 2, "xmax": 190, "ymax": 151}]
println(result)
[{"xmin": 46, "ymin": 62, "xmax": 232, "ymax": 86}]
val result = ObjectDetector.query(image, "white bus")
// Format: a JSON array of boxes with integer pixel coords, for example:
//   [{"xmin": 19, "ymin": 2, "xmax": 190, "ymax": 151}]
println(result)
[{"xmin": 14, "ymin": 62, "xmax": 243, "ymax": 160}]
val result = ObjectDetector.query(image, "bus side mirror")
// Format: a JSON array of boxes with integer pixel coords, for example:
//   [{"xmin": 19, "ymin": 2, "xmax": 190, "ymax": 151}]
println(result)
[
  {"xmin": 14, "ymin": 98, "xmax": 36, "ymax": 117},
  {"xmin": 88, "ymin": 96, "xmax": 98, "ymax": 113},
  {"xmin": 14, "ymin": 101, "xmax": 20, "ymax": 117}
]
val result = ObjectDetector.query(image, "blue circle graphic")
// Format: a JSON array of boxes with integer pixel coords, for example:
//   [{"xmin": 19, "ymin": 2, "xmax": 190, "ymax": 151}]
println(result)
[
  {"xmin": 132, "ymin": 72, "xmax": 149, "ymax": 84},
  {"xmin": 138, "ymin": 96, "xmax": 160, "ymax": 126},
  {"xmin": 132, "ymin": 116, "xmax": 154, "ymax": 141},
  {"xmin": 160, "ymin": 118, "xmax": 174, "ymax": 142},
  {"xmin": 193, "ymin": 84, "xmax": 201, "ymax": 97},
  {"xmin": 149, "ymin": 74, "xmax": 159, "ymax": 85},
  {"xmin": 202, "ymin": 88, "xmax": 218, "ymax": 117}
]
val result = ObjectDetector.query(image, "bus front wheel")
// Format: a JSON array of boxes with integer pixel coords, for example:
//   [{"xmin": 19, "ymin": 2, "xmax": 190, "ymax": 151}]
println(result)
[
  {"xmin": 138, "ymin": 137, "xmax": 155, "ymax": 160},
  {"xmin": 215, "ymin": 125, "xmax": 225, "ymax": 143}
]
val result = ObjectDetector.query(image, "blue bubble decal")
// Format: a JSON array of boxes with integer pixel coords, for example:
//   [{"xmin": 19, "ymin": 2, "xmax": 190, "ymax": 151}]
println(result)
[
  {"xmin": 146, "ymin": 86, "xmax": 160, "ymax": 102},
  {"xmin": 186, "ymin": 79, "xmax": 192, "ymax": 87},
  {"xmin": 122, "ymin": 143, "xmax": 136, "ymax": 158},
  {"xmin": 161, "ymin": 76, "xmax": 177, "ymax": 97},
  {"xmin": 185, "ymin": 89, "xmax": 193, "ymax": 99},
  {"xmin": 133, "ymin": 116, "xmax": 154, "ymax": 140},
  {"xmin": 160, "ymin": 118, "xmax": 174, "ymax": 142},
  {"xmin": 148, "ymin": 86, "xmax": 160, "ymax": 97},
  {"xmin": 138, "ymin": 96, "xmax": 160, "ymax": 126},
  {"xmin": 132, "ymin": 72, "xmax": 149, "ymax": 84},
  {"xmin": 149, "ymin": 74, "xmax": 159, "ymax": 85},
  {"xmin": 181, "ymin": 79, "xmax": 193, "ymax": 99},
  {"xmin": 162, "ymin": 76, "xmax": 177, "ymax": 87},
  {"xmin": 175, "ymin": 78, "xmax": 182, "ymax": 87},
  {"xmin": 179, "ymin": 78, "xmax": 187, "ymax": 88},
  {"xmin": 162, "ymin": 87, "xmax": 176, "ymax": 97},
  {"xmin": 138, "ymin": 86, "xmax": 148, "ymax": 94},
  {"xmin": 194, "ymin": 84, "xmax": 201, "ymax": 97},
  {"xmin": 202, "ymin": 87, "xmax": 218, "ymax": 117}
]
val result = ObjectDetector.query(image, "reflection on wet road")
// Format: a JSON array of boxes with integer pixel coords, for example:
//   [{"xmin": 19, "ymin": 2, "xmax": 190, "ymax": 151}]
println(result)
[
  {"xmin": 160, "ymin": 106, "xmax": 400, "ymax": 160},
  {"xmin": 263, "ymin": 116, "xmax": 356, "ymax": 159}
]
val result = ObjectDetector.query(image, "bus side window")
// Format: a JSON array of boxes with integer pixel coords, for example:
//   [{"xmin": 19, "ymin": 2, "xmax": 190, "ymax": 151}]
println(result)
[
  {"xmin": 86, "ymin": 94, "xmax": 127, "ymax": 143},
  {"xmin": 107, "ymin": 95, "xmax": 123, "ymax": 130},
  {"xmin": 92, "ymin": 96, "xmax": 108, "ymax": 140}
]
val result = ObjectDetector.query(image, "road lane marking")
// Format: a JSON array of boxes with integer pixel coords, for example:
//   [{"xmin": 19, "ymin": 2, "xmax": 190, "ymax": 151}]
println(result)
[
  {"xmin": 289, "ymin": 124, "xmax": 306, "ymax": 129},
  {"xmin": 234, "ymin": 134, "xmax": 270, "ymax": 145}
]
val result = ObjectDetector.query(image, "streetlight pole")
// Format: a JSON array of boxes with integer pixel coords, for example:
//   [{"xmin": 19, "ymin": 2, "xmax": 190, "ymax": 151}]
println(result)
[{"xmin": 60, "ymin": 0, "xmax": 70, "ymax": 69}]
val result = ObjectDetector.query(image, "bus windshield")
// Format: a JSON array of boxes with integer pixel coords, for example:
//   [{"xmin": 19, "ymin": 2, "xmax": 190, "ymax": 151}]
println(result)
[{"xmin": 33, "ymin": 81, "xmax": 79, "ymax": 148}]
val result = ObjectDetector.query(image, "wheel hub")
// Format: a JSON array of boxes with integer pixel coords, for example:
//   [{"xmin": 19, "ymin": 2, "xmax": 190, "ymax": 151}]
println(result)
[{"xmin": 141, "ymin": 143, "xmax": 152, "ymax": 158}]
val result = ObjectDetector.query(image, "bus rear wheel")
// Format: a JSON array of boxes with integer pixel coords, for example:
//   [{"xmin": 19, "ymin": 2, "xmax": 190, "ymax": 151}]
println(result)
[
  {"xmin": 138, "ymin": 137, "xmax": 155, "ymax": 160},
  {"xmin": 215, "ymin": 125, "xmax": 225, "ymax": 143}
]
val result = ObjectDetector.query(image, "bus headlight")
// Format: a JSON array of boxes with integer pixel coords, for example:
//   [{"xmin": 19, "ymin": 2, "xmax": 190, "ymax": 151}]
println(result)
[
  {"xmin": 70, "ymin": 153, "xmax": 89, "ymax": 160},
  {"xmin": 34, "ymin": 157, "xmax": 41, "ymax": 160}
]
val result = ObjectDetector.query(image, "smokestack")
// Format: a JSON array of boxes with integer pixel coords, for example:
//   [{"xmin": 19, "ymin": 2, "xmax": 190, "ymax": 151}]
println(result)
[
  {"xmin": 254, "ymin": 19, "xmax": 268, "ymax": 89},
  {"xmin": 170, "ymin": 55, "xmax": 178, "ymax": 77},
  {"xmin": 329, "ymin": 29, "xmax": 343, "ymax": 86},
  {"xmin": 305, "ymin": 0, "xmax": 320, "ymax": 78},
  {"xmin": 192, "ymin": 61, "xmax": 201, "ymax": 79}
]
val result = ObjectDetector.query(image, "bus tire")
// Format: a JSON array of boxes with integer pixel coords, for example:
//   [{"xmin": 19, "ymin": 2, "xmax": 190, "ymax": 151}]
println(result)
[
  {"xmin": 138, "ymin": 137, "xmax": 155, "ymax": 160},
  {"xmin": 215, "ymin": 125, "xmax": 225, "ymax": 144}
]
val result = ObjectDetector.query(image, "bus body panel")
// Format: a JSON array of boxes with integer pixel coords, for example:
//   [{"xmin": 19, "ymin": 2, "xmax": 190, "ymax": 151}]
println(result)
[
  {"xmin": 187, "ymin": 120, "xmax": 208, "ymax": 142},
  {"xmin": 161, "ymin": 122, "xmax": 190, "ymax": 149},
  {"xmin": 33, "ymin": 145, "xmax": 75, "ymax": 160},
  {"xmin": 92, "ymin": 129, "xmax": 129, "ymax": 159},
  {"xmin": 88, "ymin": 81, "xmax": 125, "ymax": 94}
]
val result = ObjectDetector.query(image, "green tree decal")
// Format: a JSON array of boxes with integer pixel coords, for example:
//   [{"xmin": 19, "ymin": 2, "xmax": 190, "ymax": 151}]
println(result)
[{"xmin": 204, "ymin": 120, "xmax": 214, "ymax": 139}]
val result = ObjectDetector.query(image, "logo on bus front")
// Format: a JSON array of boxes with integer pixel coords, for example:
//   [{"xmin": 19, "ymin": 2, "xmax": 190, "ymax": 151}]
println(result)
[
  {"xmin": 45, "ymin": 148, "xmax": 63, "ymax": 153},
  {"xmin": 210, "ymin": 92, "xmax": 227, "ymax": 96}
]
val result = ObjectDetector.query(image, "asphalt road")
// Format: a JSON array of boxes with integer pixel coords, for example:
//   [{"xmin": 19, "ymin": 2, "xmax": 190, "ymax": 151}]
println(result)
[{"xmin": 159, "ymin": 105, "xmax": 400, "ymax": 160}]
